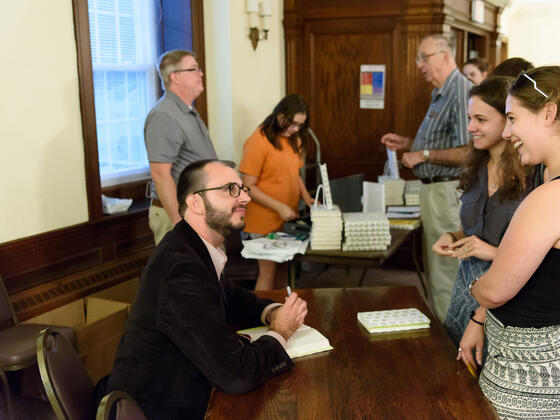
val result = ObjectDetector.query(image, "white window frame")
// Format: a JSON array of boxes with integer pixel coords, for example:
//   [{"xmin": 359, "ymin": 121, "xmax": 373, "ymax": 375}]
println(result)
[{"xmin": 88, "ymin": 0, "xmax": 159, "ymax": 187}]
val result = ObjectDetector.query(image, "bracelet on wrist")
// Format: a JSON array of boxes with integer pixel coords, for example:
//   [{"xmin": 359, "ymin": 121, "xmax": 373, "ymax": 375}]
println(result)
[
  {"xmin": 468, "ymin": 276, "xmax": 479, "ymax": 296},
  {"xmin": 447, "ymin": 231, "xmax": 458, "ymax": 242},
  {"xmin": 470, "ymin": 310, "xmax": 484, "ymax": 326}
]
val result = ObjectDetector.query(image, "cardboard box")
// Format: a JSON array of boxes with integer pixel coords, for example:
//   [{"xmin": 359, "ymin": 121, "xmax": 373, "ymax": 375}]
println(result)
[
  {"xmin": 25, "ymin": 297, "xmax": 128, "ymax": 383},
  {"xmin": 91, "ymin": 277, "xmax": 140, "ymax": 315}
]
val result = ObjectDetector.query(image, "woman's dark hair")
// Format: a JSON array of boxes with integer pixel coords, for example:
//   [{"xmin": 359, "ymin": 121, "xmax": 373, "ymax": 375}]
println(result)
[
  {"xmin": 260, "ymin": 94, "xmax": 310, "ymax": 154},
  {"xmin": 490, "ymin": 57, "xmax": 534, "ymax": 78},
  {"xmin": 459, "ymin": 76, "xmax": 531, "ymax": 201},
  {"xmin": 465, "ymin": 57, "xmax": 488, "ymax": 73}
]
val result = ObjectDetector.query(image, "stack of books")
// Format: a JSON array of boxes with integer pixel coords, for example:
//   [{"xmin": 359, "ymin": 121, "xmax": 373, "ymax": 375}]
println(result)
[
  {"xmin": 310, "ymin": 204, "xmax": 343, "ymax": 250},
  {"xmin": 342, "ymin": 212, "xmax": 391, "ymax": 251},
  {"xmin": 378, "ymin": 177, "xmax": 405, "ymax": 206},
  {"xmin": 389, "ymin": 219, "xmax": 421, "ymax": 230},
  {"xmin": 357, "ymin": 308, "xmax": 430, "ymax": 333},
  {"xmin": 386, "ymin": 206, "xmax": 421, "ymax": 231},
  {"xmin": 404, "ymin": 180, "xmax": 421, "ymax": 206}
]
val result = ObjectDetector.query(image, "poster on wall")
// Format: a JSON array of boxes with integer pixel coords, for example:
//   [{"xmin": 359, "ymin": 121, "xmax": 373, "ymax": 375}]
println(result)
[{"xmin": 360, "ymin": 65, "xmax": 385, "ymax": 109}]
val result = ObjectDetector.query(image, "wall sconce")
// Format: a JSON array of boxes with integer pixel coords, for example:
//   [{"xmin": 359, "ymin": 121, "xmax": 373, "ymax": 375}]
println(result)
[{"xmin": 246, "ymin": 0, "xmax": 272, "ymax": 51}]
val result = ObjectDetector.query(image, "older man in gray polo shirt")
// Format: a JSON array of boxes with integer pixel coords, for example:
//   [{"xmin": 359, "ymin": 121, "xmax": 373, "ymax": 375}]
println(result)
[
  {"xmin": 381, "ymin": 34, "xmax": 472, "ymax": 321},
  {"xmin": 145, "ymin": 49, "xmax": 217, "ymax": 244}
]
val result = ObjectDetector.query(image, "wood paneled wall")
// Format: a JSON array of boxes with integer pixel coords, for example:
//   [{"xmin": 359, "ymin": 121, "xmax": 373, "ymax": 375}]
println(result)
[{"xmin": 284, "ymin": 0, "xmax": 504, "ymax": 181}]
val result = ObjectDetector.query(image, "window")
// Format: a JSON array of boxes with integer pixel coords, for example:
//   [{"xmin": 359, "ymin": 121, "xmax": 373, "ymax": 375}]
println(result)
[
  {"xmin": 72, "ymin": 0, "xmax": 205, "ymax": 219},
  {"xmin": 88, "ymin": 0, "xmax": 158, "ymax": 187}
]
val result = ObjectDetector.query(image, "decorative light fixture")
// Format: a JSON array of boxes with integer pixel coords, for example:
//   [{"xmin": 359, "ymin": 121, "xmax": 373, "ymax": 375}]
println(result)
[{"xmin": 246, "ymin": 0, "xmax": 272, "ymax": 50}]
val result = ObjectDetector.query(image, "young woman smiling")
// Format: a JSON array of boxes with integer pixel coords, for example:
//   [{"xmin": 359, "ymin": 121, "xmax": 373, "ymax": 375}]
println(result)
[
  {"xmin": 432, "ymin": 76, "xmax": 533, "ymax": 369},
  {"xmin": 470, "ymin": 67, "xmax": 560, "ymax": 419}
]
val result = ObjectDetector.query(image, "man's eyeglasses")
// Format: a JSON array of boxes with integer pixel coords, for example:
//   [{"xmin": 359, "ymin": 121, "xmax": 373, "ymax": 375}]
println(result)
[
  {"xmin": 173, "ymin": 67, "xmax": 203, "ymax": 74},
  {"xmin": 513, "ymin": 71, "xmax": 549, "ymax": 98},
  {"xmin": 193, "ymin": 183, "xmax": 250, "ymax": 198},
  {"xmin": 415, "ymin": 50, "xmax": 445, "ymax": 64}
]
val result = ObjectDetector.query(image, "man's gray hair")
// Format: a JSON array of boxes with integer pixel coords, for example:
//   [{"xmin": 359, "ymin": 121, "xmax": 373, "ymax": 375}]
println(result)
[
  {"xmin": 158, "ymin": 49, "xmax": 196, "ymax": 90},
  {"xmin": 422, "ymin": 34, "xmax": 456, "ymax": 58}
]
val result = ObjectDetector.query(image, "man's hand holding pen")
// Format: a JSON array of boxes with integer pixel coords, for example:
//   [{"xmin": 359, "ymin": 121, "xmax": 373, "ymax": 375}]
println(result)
[{"xmin": 270, "ymin": 291, "xmax": 308, "ymax": 341}]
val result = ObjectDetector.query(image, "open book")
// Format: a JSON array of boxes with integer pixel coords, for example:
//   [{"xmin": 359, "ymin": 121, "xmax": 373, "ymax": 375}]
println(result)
[
  {"xmin": 357, "ymin": 308, "xmax": 430, "ymax": 333},
  {"xmin": 237, "ymin": 324, "xmax": 333, "ymax": 359}
]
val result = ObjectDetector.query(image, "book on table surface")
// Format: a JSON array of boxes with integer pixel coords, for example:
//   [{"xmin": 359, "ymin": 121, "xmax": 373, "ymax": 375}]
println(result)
[
  {"xmin": 357, "ymin": 308, "xmax": 430, "ymax": 333},
  {"xmin": 237, "ymin": 324, "xmax": 333, "ymax": 359},
  {"xmin": 386, "ymin": 206, "xmax": 420, "ymax": 213},
  {"xmin": 389, "ymin": 218, "xmax": 421, "ymax": 230}
]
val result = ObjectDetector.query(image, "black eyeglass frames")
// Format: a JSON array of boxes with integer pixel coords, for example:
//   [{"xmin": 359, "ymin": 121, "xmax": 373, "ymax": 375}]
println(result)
[{"xmin": 193, "ymin": 182, "xmax": 251, "ymax": 198}]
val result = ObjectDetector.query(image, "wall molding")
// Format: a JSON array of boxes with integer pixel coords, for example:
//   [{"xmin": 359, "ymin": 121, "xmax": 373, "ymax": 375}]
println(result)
[{"xmin": 0, "ymin": 209, "xmax": 154, "ymax": 319}]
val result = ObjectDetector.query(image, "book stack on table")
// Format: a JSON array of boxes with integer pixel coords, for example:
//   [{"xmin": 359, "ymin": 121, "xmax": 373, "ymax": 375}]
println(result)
[
  {"xmin": 378, "ymin": 177, "xmax": 405, "ymax": 206},
  {"xmin": 310, "ymin": 204, "xmax": 343, "ymax": 250},
  {"xmin": 386, "ymin": 206, "xmax": 421, "ymax": 231},
  {"xmin": 357, "ymin": 308, "xmax": 430, "ymax": 333},
  {"xmin": 342, "ymin": 212, "xmax": 391, "ymax": 251},
  {"xmin": 404, "ymin": 180, "xmax": 421, "ymax": 206}
]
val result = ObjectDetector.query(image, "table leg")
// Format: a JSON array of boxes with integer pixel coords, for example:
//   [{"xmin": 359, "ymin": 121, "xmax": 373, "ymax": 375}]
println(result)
[
  {"xmin": 289, "ymin": 261, "xmax": 296, "ymax": 290},
  {"xmin": 412, "ymin": 229, "xmax": 428, "ymax": 297},
  {"xmin": 357, "ymin": 267, "xmax": 367, "ymax": 287},
  {"xmin": 344, "ymin": 265, "xmax": 352, "ymax": 286}
]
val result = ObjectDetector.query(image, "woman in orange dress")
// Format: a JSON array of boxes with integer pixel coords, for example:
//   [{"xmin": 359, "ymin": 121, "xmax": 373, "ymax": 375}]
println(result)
[{"xmin": 239, "ymin": 94, "xmax": 315, "ymax": 290}]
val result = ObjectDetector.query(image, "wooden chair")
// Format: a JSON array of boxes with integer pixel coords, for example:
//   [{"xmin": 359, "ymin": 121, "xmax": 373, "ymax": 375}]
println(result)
[
  {"xmin": 96, "ymin": 390, "xmax": 147, "ymax": 420},
  {"xmin": 0, "ymin": 276, "xmax": 76, "ymax": 420},
  {"xmin": 37, "ymin": 328, "xmax": 95, "ymax": 420}
]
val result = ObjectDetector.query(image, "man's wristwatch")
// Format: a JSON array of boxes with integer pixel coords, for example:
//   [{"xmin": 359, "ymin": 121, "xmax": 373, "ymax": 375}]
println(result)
[{"xmin": 422, "ymin": 149, "xmax": 430, "ymax": 161}]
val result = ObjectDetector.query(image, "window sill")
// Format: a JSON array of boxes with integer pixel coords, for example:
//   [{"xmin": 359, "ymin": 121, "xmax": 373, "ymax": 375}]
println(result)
[{"xmin": 99, "ymin": 197, "xmax": 150, "ymax": 222}]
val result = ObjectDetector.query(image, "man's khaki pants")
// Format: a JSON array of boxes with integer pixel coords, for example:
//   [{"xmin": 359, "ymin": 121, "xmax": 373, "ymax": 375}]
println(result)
[
  {"xmin": 149, "ymin": 204, "xmax": 175, "ymax": 245},
  {"xmin": 419, "ymin": 180, "xmax": 461, "ymax": 322}
]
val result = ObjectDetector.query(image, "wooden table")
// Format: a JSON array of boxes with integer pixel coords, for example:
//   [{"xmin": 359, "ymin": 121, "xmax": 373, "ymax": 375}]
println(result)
[
  {"xmin": 292, "ymin": 229, "xmax": 426, "ymax": 295},
  {"xmin": 205, "ymin": 287, "xmax": 497, "ymax": 420}
]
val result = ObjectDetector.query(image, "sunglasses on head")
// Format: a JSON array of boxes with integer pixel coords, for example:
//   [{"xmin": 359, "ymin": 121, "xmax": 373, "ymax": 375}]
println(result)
[{"xmin": 513, "ymin": 71, "xmax": 550, "ymax": 99}]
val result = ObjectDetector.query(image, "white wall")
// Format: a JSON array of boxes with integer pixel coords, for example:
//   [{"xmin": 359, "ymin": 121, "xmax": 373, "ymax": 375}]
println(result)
[
  {"xmin": 204, "ymin": 0, "xmax": 286, "ymax": 164},
  {"xmin": 0, "ymin": 2, "xmax": 88, "ymax": 243},
  {"xmin": 501, "ymin": 0, "xmax": 560, "ymax": 66}
]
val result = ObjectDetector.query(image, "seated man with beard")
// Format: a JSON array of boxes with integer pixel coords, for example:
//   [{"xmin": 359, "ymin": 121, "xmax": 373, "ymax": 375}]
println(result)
[{"xmin": 107, "ymin": 159, "xmax": 308, "ymax": 420}]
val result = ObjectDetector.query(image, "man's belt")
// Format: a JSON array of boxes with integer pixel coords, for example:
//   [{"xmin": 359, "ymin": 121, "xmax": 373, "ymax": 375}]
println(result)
[
  {"xmin": 420, "ymin": 176, "xmax": 459, "ymax": 184},
  {"xmin": 151, "ymin": 198, "xmax": 164, "ymax": 208}
]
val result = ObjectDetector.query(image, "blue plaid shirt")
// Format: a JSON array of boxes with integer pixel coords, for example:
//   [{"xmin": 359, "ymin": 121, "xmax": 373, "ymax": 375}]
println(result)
[{"xmin": 411, "ymin": 69, "xmax": 472, "ymax": 179}]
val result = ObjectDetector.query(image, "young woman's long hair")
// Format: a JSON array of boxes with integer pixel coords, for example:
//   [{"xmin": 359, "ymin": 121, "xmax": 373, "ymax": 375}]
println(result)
[
  {"xmin": 459, "ymin": 76, "xmax": 532, "ymax": 201},
  {"xmin": 260, "ymin": 94, "xmax": 310, "ymax": 154}
]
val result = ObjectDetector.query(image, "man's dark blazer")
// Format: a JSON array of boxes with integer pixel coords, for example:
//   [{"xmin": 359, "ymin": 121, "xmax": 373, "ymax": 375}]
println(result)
[{"xmin": 107, "ymin": 220, "xmax": 292, "ymax": 419}]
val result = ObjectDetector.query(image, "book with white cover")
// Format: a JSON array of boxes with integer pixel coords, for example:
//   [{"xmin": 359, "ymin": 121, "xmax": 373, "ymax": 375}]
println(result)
[
  {"xmin": 357, "ymin": 308, "xmax": 430, "ymax": 333},
  {"xmin": 237, "ymin": 324, "xmax": 333, "ymax": 359}
]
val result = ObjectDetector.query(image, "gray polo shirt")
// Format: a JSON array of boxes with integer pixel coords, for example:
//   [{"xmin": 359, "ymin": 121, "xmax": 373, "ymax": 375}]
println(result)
[
  {"xmin": 411, "ymin": 69, "xmax": 472, "ymax": 179},
  {"xmin": 145, "ymin": 91, "xmax": 217, "ymax": 199}
]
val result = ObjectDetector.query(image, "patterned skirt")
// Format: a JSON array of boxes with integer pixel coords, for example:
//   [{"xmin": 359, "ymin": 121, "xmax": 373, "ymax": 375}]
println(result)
[{"xmin": 479, "ymin": 310, "xmax": 560, "ymax": 419}]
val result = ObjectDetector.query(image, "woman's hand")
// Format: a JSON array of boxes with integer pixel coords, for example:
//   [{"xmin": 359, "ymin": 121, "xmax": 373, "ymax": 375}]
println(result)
[
  {"xmin": 304, "ymin": 196, "xmax": 316, "ymax": 207},
  {"xmin": 457, "ymin": 316, "xmax": 485, "ymax": 369},
  {"xmin": 448, "ymin": 236, "xmax": 497, "ymax": 261},
  {"xmin": 278, "ymin": 203, "xmax": 298, "ymax": 221},
  {"xmin": 432, "ymin": 232, "xmax": 456, "ymax": 256}
]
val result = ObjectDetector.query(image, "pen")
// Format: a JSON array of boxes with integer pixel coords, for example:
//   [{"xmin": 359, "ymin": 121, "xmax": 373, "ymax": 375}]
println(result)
[{"xmin": 286, "ymin": 286, "xmax": 292, "ymax": 296}]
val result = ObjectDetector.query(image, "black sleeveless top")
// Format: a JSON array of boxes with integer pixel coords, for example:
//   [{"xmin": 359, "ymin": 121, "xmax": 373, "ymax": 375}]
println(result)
[{"xmin": 491, "ymin": 176, "xmax": 560, "ymax": 328}]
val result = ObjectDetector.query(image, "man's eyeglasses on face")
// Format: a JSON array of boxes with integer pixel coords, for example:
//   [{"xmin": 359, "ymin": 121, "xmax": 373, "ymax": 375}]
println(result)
[
  {"xmin": 173, "ymin": 68, "xmax": 203, "ymax": 74},
  {"xmin": 415, "ymin": 50, "xmax": 445, "ymax": 64},
  {"xmin": 513, "ymin": 71, "xmax": 549, "ymax": 98},
  {"xmin": 193, "ymin": 183, "xmax": 250, "ymax": 198}
]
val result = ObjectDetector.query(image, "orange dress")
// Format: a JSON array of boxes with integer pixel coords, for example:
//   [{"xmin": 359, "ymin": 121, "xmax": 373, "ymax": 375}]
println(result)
[{"xmin": 239, "ymin": 128, "xmax": 303, "ymax": 234}]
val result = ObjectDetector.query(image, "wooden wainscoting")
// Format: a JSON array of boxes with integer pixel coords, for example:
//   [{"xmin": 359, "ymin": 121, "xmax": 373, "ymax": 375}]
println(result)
[{"xmin": 0, "ymin": 207, "xmax": 154, "ymax": 320}]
